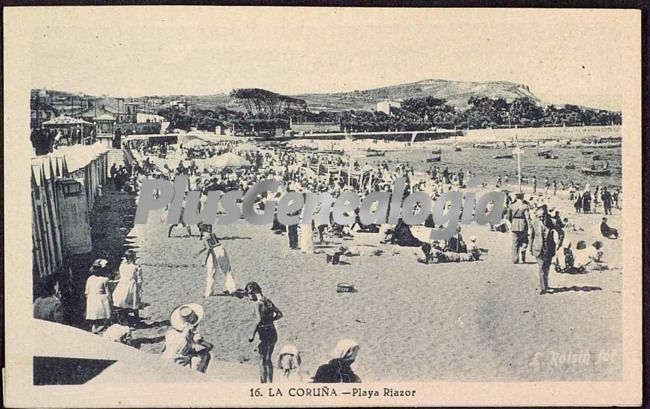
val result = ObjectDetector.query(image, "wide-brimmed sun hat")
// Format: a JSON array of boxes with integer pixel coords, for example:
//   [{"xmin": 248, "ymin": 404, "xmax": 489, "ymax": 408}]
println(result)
[{"xmin": 170, "ymin": 303, "xmax": 204, "ymax": 331}]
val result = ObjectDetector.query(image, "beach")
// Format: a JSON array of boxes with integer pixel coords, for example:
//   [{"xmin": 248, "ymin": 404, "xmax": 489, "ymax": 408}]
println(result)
[{"xmin": 126, "ymin": 158, "xmax": 623, "ymax": 382}]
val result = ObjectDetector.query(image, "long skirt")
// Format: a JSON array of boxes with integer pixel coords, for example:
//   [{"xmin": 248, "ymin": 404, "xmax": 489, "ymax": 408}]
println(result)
[{"xmin": 205, "ymin": 255, "xmax": 236, "ymax": 297}]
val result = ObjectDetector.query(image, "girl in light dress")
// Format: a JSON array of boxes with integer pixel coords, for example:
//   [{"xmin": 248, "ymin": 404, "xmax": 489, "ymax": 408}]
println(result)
[
  {"xmin": 276, "ymin": 345, "xmax": 309, "ymax": 383},
  {"xmin": 84, "ymin": 259, "xmax": 112, "ymax": 334},
  {"xmin": 112, "ymin": 250, "xmax": 143, "ymax": 322}
]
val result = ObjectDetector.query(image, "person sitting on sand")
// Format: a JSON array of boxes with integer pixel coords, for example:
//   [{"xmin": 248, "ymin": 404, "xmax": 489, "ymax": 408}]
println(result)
[
  {"xmin": 381, "ymin": 219, "xmax": 423, "ymax": 247},
  {"xmin": 162, "ymin": 303, "xmax": 213, "ymax": 373},
  {"xmin": 313, "ymin": 339, "xmax": 361, "ymax": 383},
  {"xmin": 419, "ymin": 242, "xmax": 481, "ymax": 264},
  {"xmin": 276, "ymin": 344, "xmax": 308, "ymax": 383},
  {"xmin": 600, "ymin": 217, "xmax": 619, "ymax": 239},
  {"xmin": 246, "ymin": 282, "xmax": 283, "ymax": 383},
  {"xmin": 489, "ymin": 219, "xmax": 510, "ymax": 233},
  {"xmin": 326, "ymin": 245, "xmax": 360, "ymax": 265},
  {"xmin": 555, "ymin": 241, "xmax": 579, "ymax": 273},
  {"xmin": 33, "ymin": 274, "xmax": 66, "ymax": 324},
  {"xmin": 573, "ymin": 240, "xmax": 607, "ymax": 271},
  {"xmin": 445, "ymin": 225, "xmax": 467, "ymax": 253},
  {"xmin": 562, "ymin": 218, "xmax": 582, "ymax": 232},
  {"xmin": 468, "ymin": 236, "xmax": 488, "ymax": 260},
  {"xmin": 103, "ymin": 320, "xmax": 133, "ymax": 346}
]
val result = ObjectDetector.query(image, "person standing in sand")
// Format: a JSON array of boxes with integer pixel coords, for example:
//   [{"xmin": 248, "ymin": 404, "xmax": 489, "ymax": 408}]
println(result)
[
  {"xmin": 198, "ymin": 232, "xmax": 236, "ymax": 297},
  {"xmin": 84, "ymin": 259, "xmax": 112, "ymax": 334},
  {"xmin": 112, "ymin": 250, "xmax": 143, "ymax": 322},
  {"xmin": 246, "ymin": 281, "xmax": 283, "ymax": 383},
  {"xmin": 601, "ymin": 187, "xmax": 613, "ymax": 215},
  {"xmin": 508, "ymin": 192, "xmax": 530, "ymax": 264},
  {"xmin": 582, "ymin": 185, "xmax": 592, "ymax": 213},
  {"xmin": 529, "ymin": 204, "xmax": 560, "ymax": 295}
]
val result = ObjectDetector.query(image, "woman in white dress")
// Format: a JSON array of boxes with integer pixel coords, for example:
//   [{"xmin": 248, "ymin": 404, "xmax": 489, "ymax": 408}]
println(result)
[
  {"xmin": 112, "ymin": 250, "xmax": 143, "ymax": 322},
  {"xmin": 85, "ymin": 259, "xmax": 112, "ymax": 334}
]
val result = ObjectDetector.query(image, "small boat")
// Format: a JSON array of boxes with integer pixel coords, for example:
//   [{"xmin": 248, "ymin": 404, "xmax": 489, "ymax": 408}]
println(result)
[
  {"xmin": 581, "ymin": 150, "xmax": 594, "ymax": 155},
  {"xmin": 366, "ymin": 148, "xmax": 385, "ymax": 157},
  {"xmin": 319, "ymin": 149, "xmax": 345, "ymax": 155},
  {"xmin": 427, "ymin": 148, "xmax": 442, "ymax": 162},
  {"xmin": 582, "ymin": 168, "xmax": 611, "ymax": 176},
  {"xmin": 582, "ymin": 161, "xmax": 611, "ymax": 176},
  {"xmin": 492, "ymin": 153, "xmax": 514, "ymax": 159},
  {"xmin": 542, "ymin": 153, "xmax": 559, "ymax": 159},
  {"xmin": 537, "ymin": 150, "xmax": 553, "ymax": 157},
  {"xmin": 473, "ymin": 143, "xmax": 496, "ymax": 149}
]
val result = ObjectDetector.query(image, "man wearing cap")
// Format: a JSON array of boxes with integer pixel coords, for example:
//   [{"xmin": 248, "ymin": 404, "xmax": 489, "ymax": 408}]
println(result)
[
  {"xmin": 507, "ymin": 192, "xmax": 530, "ymax": 264},
  {"xmin": 529, "ymin": 204, "xmax": 561, "ymax": 294}
]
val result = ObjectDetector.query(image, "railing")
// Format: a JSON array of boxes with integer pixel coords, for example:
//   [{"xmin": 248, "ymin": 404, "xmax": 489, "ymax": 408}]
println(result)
[{"xmin": 122, "ymin": 142, "xmax": 138, "ymax": 171}]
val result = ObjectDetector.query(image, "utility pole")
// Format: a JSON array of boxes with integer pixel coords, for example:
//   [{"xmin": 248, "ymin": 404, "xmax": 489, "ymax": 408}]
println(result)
[{"xmin": 513, "ymin": 145, "xmax": 524, "ymax": 192}]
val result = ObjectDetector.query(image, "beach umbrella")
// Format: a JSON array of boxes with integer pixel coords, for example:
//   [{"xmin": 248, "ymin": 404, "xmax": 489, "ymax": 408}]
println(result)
[{"xmin": 206, "ymin": 152, "xmax": 252, "ymax": 168}]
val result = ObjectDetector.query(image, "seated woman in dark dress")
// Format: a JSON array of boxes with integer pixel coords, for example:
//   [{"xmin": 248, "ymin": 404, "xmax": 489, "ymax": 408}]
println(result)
[
  {"xmin": 313, "ymin": 339, "xmax": 361, "ymax": 383},
  {"xmin": 600, "ymin": 217, "xmax": 619, "ymax": 239}
]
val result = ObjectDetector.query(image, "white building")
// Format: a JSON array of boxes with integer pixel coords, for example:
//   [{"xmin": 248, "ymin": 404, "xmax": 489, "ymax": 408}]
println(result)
[{"xmin": 376, "ymin": 100, "xmax": 401, "ymax": 115}]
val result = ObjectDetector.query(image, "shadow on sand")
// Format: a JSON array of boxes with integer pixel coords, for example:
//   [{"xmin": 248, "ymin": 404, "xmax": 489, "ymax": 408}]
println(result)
[
  {"xmin": 135, "ymin": 319, "xmax": 170, "ymax": 330},
  {"xmin": 130, "ymin": 335, "xmax": 166, "ymax": 348},
  {"xmin": 550, "ymin": 286, "xmax": 602, "ymax": 294}
]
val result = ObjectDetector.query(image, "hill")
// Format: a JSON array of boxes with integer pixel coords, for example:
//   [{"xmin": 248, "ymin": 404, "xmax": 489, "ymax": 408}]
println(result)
[{"xmin": 294, "ymin": 79, "xmax": 539, "ymax": 112}]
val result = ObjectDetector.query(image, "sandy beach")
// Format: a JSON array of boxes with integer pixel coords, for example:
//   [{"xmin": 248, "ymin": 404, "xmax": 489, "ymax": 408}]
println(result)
[{"xmin": 126, "ymin": 177, "xmax": 623, "ymax": 382}]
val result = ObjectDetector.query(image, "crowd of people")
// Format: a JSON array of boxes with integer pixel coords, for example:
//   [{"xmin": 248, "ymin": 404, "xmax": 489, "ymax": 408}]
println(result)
[{"xmin": 33, "ymin": 139, "xmax": 621, "ymax": 383}]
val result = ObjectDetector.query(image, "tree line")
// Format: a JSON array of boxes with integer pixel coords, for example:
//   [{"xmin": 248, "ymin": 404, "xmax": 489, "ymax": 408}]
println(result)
[{"xmin": 157, "ymin": 89, "xmax": 622, "ymax": 133}]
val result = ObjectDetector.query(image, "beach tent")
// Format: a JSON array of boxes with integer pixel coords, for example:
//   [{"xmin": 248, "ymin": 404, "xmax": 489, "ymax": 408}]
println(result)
[
  {"xmin": 180, "ymin": 133, "xmax": 212, "ymax": 146},
  {"xmin": 206, "ymin": 152, "xmax": 252, "ymax": 168},
  {"xmin": 183, "ymin": 137, "xmax": 213, "ymax": 147}
]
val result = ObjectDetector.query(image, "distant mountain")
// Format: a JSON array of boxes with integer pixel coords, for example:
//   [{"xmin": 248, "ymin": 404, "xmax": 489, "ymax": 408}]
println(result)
[
  {"xmin": 34, "ymin": 79, "xmax": 553, "ymax": 114},
  {"xmin": 294, "ymin": 79, "xmax": 539, "ymax": 112}
]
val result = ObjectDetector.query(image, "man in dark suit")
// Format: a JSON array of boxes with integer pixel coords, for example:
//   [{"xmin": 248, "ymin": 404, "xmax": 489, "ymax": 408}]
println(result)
[
  {"xmin": 529, "ymin": 204, "xmax": 561, "ymax": 294},
  {"xmin": 508, "ymin": 192, "xmax": 530, "ymax": 263}
]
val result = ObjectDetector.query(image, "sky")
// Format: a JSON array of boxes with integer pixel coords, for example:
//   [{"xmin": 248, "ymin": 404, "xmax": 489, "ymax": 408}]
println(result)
[{"xmin": 21, "ymin": 7, "xmax": 638, "ymax": 110}]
